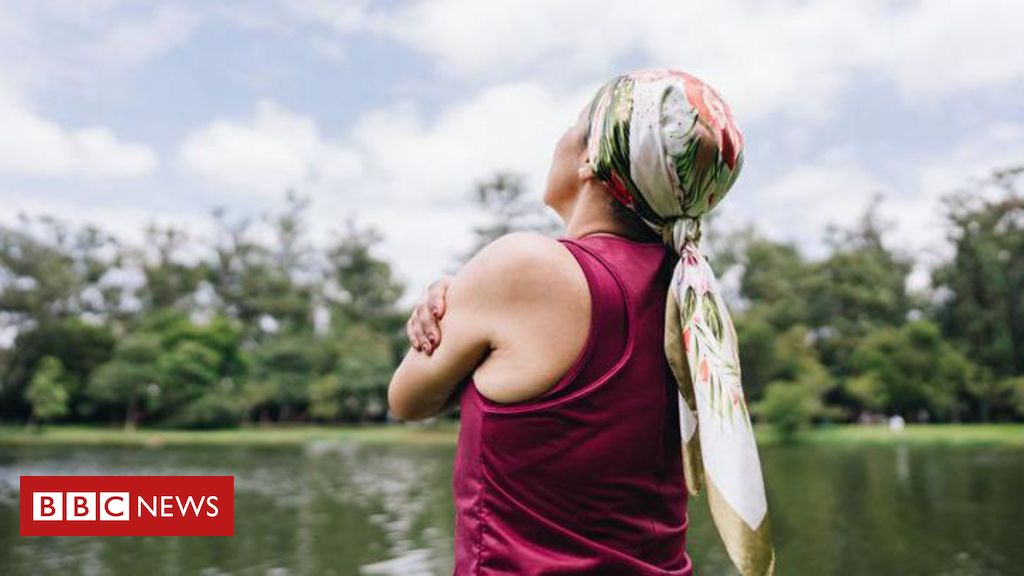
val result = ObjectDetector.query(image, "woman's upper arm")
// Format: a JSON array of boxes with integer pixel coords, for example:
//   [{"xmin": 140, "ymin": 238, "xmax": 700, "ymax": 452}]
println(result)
[{"xmin": 387, "ymin": 232, "xmax": 547, "ymax": 421}]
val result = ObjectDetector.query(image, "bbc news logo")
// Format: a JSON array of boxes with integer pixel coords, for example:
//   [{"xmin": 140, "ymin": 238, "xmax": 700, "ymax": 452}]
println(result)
[{"xmin": 21, "ymin": 476, "xmax": 233, "ymax": 536}]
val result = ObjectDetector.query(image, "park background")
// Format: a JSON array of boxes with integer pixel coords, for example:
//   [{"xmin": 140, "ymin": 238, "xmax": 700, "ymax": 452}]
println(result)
[{"xmin": 1, "ymin": 1, "xmax": 1023, "ymax": 574}]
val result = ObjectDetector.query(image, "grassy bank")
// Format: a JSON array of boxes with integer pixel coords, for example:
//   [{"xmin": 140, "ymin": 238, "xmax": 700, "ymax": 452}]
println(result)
[
  {"xmin": 757, "ymin": 423, "xmax": 1024, "ymax": 447},
  {"xmin": 0, "ymin": 422, "xmax": 462, "ymax": 447},
  {"xmin": 0, "ymin": 423, "xmax": 1021, "ymax": 448}
]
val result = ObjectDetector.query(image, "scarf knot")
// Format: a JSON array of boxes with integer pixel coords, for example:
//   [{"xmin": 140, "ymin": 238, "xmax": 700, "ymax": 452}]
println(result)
[{"xmin": 661, "ymin": 215, "xmax": 703, "ymax": 255}]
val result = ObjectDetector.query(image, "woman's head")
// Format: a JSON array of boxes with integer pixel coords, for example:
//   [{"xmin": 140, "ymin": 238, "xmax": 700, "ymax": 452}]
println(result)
[
  {"xmin": 542, "ymin": 101, "xmax": 594, "ymax": 218},
  {"xmin": 544, "ymin": 68, "xmax": 745, "ymax": 251},
  {"xmin": 543, "ymin": 92, "xmax": 662, "ymax": 242}
]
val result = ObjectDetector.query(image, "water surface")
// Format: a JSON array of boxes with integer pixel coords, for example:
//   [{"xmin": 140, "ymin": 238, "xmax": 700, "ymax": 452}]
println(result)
[{"xmin": 1, "ymin": 440, "xmax": 1021, "ymax": 575}]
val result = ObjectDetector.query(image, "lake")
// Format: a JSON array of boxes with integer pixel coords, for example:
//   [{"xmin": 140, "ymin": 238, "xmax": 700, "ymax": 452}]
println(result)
[{"xmin": 1, "ymin": 439, "xmax": 1022, "ymax": 575}]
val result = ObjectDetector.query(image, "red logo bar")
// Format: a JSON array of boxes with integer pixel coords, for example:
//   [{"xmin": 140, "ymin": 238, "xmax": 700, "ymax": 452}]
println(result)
[{"xmin": 20, "ymin": 476, "xmax": 234, "ymax": 536}]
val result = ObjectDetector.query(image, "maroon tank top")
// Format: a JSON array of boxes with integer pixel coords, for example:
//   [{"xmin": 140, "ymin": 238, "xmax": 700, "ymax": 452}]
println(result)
[{"xmin": 452, "ymin": 234, "xmax": 691, "ymax": 575}]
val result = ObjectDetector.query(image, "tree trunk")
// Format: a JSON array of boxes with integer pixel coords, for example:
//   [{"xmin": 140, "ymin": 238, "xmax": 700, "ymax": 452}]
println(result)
[{"xmin": 124, "ymin": 396, "xmax": 139, "ymax": 432}]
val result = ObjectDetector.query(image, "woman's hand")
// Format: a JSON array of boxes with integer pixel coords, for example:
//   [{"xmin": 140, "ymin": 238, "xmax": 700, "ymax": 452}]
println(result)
[{"xmin": 406, "ymin": 275, "xmax": 452, "ymax": 355}]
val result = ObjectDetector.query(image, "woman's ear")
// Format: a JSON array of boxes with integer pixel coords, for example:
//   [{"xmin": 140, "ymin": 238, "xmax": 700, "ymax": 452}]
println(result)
[{"xmin": 577, "ymin": 157, "xmax": 594, "ymax": 181}]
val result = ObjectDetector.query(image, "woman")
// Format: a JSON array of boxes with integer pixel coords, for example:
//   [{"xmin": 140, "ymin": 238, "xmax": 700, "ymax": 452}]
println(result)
[{"xmin": 389, "ymin": 69, "xmax": 775, "ymax": 576}]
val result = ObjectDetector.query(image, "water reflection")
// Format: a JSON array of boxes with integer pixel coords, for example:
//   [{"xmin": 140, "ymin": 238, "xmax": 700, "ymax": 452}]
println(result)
[
  {"xmin": 1, "ymin": 441, "xmax": 1022, "ymax": 575},
  {"xmin": 0, "ymin": 441, "xmax": 456, "ymax": 575}
]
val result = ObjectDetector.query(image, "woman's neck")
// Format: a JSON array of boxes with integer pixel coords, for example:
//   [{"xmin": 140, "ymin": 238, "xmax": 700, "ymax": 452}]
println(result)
[{"xmin": 561, "ymin": 184, "xmax": 651, "ymax": 242}]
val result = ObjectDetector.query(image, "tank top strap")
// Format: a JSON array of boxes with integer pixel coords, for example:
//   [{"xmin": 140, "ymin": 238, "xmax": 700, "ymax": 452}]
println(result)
[{"xmin": 525, "ymin": 237, "xmax": 628, "ymax": 402}]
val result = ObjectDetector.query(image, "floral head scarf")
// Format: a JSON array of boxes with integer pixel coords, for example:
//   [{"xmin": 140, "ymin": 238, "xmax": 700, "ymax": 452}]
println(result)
[{"xmin": 586, "ymin": 68, "xmax": 775, "ymax": 576}]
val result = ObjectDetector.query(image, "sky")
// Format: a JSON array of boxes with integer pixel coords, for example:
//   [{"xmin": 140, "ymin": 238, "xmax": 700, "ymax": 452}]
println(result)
[{"xmin": 1, "ymin": 0, "xmax": 1022, "ymax": 306}]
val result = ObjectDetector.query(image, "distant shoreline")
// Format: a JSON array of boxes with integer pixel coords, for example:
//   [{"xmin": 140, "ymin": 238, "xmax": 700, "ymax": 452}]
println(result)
[{"xmin": 1, "ymin": 423, "xmax": 1022, "ymax": 448}]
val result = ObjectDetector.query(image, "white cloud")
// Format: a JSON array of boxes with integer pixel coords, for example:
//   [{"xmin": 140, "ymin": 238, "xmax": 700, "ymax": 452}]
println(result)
[
  {"xmin": 366, "ymin": 0, "xmax": 1024, "ymax": 126},
  {"xmin": 0, "ymin": 2, "xmax": 190, "ymax": 179},
  {"xmin": 178, "ymin": 100, "xmax": 363, "ymax": 197},
  {"xmin": 883, "ymin": 2, "xmax": 1024, "ymax": 101},
  {"xmin": 84, "ymin": 4, "xmax": 197, "ymax": 74},
  {"xmin": 346, "ymin": 84, "xmax": 584, "ymax": 297},
  {"xmin": 891, "ymin": 122, "xmax": 1024, "ymax": 261},
  {"xmin": 3, "ymin": 0, "xmax": 1022, "ymax": 309},
  {"xmin": 175, "ymin": 83, "xmax": 589, "ymax": 303},
  {"xmin": 378, "ymin": 0, "xmax": 632, "ymax": 81},
  {"xmin": 0, "ymin": 96, "xmax": 157, "ymax": 178},
  {"xmin": 0, "ymin": 192, "xmax": 209, "ymax": 252},
  {"xmin": 731, "ymin": 148, "xmax": 887, "ymax": 256},
  {"xmin": 276, "ymin": 0, "xmax": 371, "ymax": 34},
  {"xmin": 736, "ymin": 122, "xmax": 1024, "ymax": 293},
  {"xmin": 350, "ymin": 82, "xmax": 589, "ymax": 206},
  {"xmin": 0, "ymin": 2, "xmax": 198, "ymax": 95}
]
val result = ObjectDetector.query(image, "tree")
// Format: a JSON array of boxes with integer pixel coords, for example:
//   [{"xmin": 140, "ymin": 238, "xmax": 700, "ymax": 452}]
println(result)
[
  {"xmin": 459, "ymin": 172, "xmax": 562, "ymax": 265},
  {"xmin": 750, "ymin": 323, "xmax": 835, "ymax": 439},
  {"xmin": 86, "ymin": 334, "xmax": 162, "ymax": 430},
  {"xmin": 1011, "ymin": 376, "xmax": 1024, "ymax": 419},
  {"xmin": 932, "ymin": 166, "xmax": 1024, "ymax": 382},
  {"xmin": 25, "ymin": 356, "xmax": 70, "ymax": 425},
  {"xmin": 0, "ymin": 216, "xmax": 120, "ymax": 420},
  {"xmin": 755, "ymin": 381, "xmax": 820, "ymax": 443},
  {"xmin": 145, "ymin": 313, "xmax": 247, "ymax": 429},
  {"xmin": 323, "ymin": 217, "xmax": 407, "ymax": 369},
  {"xmin": 0, "ymin": 215, "xmax": 123, "ymax": 328},
  {"xmin": 81, "ymin": 311, "xmax": 250, "ymax": 429},
  {"xmin": 848, "ymin": 320, "xmax": 974, "ymax": 421},
  {"xmin": 0, "ymin": 188, "xmax": 543, "ymax": 427},
  {"xmin": 309, "ymin": 323, "xmax": 394, "ymax": 422},
  {"xmin": 806, "ymin": 194, "xmax": 918, "ymax": 381},
  {"xmin": 724, "ymin": 228, "xmax": 816, "ymax": 333},
  {"xmin": 738, "ymin": 316, "xmax": 836, "ymax": 407},
  {"xmin": 325, "ymin": 217, "xmax": 405, "ymax": 328},
  {"xmin": 964, "ymin": 367, "xmax": 1017, "ymax": 424},
  {"xmin": 246, "ymin": 334, "xmax": 329, "ymax": 422},
  {"xmin": 136, "ymin": 224, "xmax": 206, "ymax": 312},
  {"xmin": 206, "ymin": 193, "xmax": 317, "ymax": 340},
  {"xmin": 0, "ymin": 319, "xmax": 115, "ymax": 420}
]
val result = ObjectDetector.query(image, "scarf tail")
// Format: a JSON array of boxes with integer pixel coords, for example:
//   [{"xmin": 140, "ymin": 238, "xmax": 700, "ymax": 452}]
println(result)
[{"xmin": 664, "ymin": 244, "xmax": 776, "ymax": 576}]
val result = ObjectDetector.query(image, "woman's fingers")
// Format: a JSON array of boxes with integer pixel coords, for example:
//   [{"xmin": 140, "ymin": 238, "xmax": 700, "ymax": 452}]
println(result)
[
  {"xmin": 407, "ymin": 298, "xmax": 435, "ymax": 354},
  {"xmin": 428, "ymin": 276, "xmax": 452, "ymax": 318},
  {"xmin": 407, "ymin": 276, "xmax": 452, "ymax": 355},
  {"xmin": 406, "ymin": 315, "xmax": 424, "ymax": 352},
  {"xmin": 414, "ymin": 300, "xmax": 439, "ymax": 354}
]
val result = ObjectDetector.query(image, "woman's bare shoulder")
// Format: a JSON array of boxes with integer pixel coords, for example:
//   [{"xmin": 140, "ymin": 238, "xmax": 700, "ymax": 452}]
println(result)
[
  {"xmin": 459, "ymin": 231, "xmax": 591, "ymax": 402},
  {"xmin": 463, "ymin": 231, "xmax": 585, "ymax": 303}
]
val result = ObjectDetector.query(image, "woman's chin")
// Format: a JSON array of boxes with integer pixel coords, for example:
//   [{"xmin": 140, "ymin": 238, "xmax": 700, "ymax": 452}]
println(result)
[{"xmin": 541, "ymin": 188, "xmax": 556, "ymax": 210}]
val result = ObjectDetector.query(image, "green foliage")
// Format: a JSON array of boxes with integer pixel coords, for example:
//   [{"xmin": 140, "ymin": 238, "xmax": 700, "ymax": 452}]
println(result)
[
  {"xmin": 1012, "ymin": 377, "xmax": 1024, "ymax": 419},
  {"xmin": 205, "ymin": 192, "xmax": 317, "ymax": 337},
  {"xmin": 964, "ymin": 369, "xmax": 1018, "ymax": 424},
  {"xmin": 751, "ymin": 324, "xmax": 834, "ymax": 440},
  {"xmin": 0, "ymin": 218, "xmax": 123, "ymax": 326},
  {"xmin": 735, "ymin": 316, "xmax": 833, "ymax": 407},
  {"xmin": 1, "ymin": 319, "xmax": 115, "ymax": 419},
  {"xmin": 137, "ymin": 225, "xmax": 207, "ymax": 311},
  {"xmin": 308, "ymin": 374, "xmax": 346, "ymax": 421},
  {"xmin": 4, "ymin": 168, "xmax": 1024, "ymax": 428},
  {"xmin": 165, "ymin": 379, "xmax": 246, "ymax": 430},
  {"xmin": 86, "ymin": 333, "xmax": 162, "ymax": 428},
  {"xmin": 0, "ymin": 194, "xmax": 407, "ymax": 427},
  {"xmin": 247, "ymin": 334, "xmax": 329, "ymax": 421},
  {"xmin": 755, "ymin": 381, "xmax": 820, "ymax": 442},
  {"xmin": 933, "ymin": 169, "xmax": 1024, "ymax": 383},
  {"xmin": 848, "ymin": 320, "xmax": 974, "ymax": 421},
  {"xmin": 309, "ymin": 324, "xmax": 394, "ymax": 422},
  {"xmin": 26, "ymin": 356, "xmax": 71, "ymax": 423},
  {"xmin": 326, "ymin": 217, "xmax": 405, "ymax": 329},
  {"xmin": 806, "ymin": 195, "xmax": 918, "ymax": 380},
  {"xmin": 728, "ymin": 233, "xmax": 815, "ymax": 331}
]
